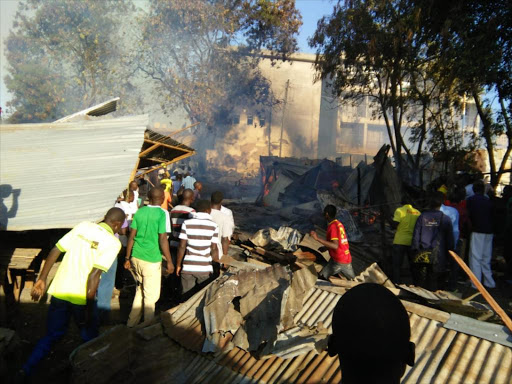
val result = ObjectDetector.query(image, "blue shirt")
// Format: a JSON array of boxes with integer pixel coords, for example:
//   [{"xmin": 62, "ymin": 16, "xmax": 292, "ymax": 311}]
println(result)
[
  {"xmin": 182, "ymin": 176, "xmax": 196, "ymax": 190},
  {"xmin": 173, "ymin": 180, "xmax": 182, "ymax": 194},
  {"xmin": 412, "ymin": 210, "xmax": 454, "ymax": 271},
  {"xmin": 440, "ymin": 204, "xmax": 460, "ymax": 244}
]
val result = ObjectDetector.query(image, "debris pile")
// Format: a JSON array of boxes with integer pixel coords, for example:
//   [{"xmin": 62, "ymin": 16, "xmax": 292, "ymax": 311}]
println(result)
[{"xmin": 70, "ymin": 262, "xmax": 512, "ymax": 384}]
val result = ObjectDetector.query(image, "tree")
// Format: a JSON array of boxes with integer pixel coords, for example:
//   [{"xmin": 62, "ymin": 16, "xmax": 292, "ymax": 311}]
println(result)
[
  {"xmin": 309, "ymin": 0, "xmax": 478, "ymax": 184},
  {"xmin": 310, "ymin": 0, "xmax": 429, "ymax": 173},
  {"xmin": 4, "ymin": 0, "xmax": 141, "ymax": 123},
  {"xmin": 417, "ymin": 0, "xmax": 512, "ymax": 186},
  {"xmin": 136, "ymin": 0, "xmax": 302, "ymax": 128}
]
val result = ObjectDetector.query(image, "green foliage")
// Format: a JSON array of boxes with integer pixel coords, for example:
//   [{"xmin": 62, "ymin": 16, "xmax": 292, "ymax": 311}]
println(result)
[
  {"xmin": 310, "ymin": 0, "xmax": 510, "ymax": 185},
  {"xmin": 310, "ymin": 0, "xmax": 431, "ymax": 171},
  {"xmin": 416, "ymin": 0, "xmax": 512, "ymax": 185},
  {"xmin": 4, "ymin": 0, "xmax": 142, "ymax": 123}
]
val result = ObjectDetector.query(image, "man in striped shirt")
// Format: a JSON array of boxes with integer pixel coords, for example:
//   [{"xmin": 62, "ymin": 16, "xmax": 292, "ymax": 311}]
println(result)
[
  {"xmin": 176, "ymin": 200, "xmax": 219, "ymax": 299},
  {"xmin": 169, "ymin": 189, "xmax": 196, "ymax": 249},
  {"xmin": 167, "ymin": 189, "xmax": 195, "ymax": 297}
]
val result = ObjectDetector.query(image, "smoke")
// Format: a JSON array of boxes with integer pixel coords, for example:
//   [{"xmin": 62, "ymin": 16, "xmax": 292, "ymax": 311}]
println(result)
[{"xmin": 0, "ymin": 0, "xmax": 18, "ymax": 114}]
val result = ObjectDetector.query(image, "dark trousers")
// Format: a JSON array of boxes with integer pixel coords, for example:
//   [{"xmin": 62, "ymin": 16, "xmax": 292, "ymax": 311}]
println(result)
[
  {"xmin": 180, "ymin": 273, "xmax": 210, "ymax": 302},
  {"xmin": 447, "ymin": 239, "xmax": 465, "ymax": 289},
  {"xmin": 22, "ymin": 297, "xmax": 98, "ymax": 375},
  {"xmin": 411, "ymin": 263, "xmax": 433, "ymax": 290},
  {"xmin": 392, "ymin": 244, "xmax": 410, "ymax": 284},
  {"xmin": 160, "ymin": 247, "xmax": 180, "ymax": 301}
]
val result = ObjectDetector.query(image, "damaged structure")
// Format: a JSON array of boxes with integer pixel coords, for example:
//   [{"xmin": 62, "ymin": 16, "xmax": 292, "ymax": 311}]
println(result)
[
  {"xmin": 0, "ymin": 100, "xmax": 195, "ymax": 231},
  {"xmin": 71, "ymin": 262, "xmax": 512, "ymax": 384}
]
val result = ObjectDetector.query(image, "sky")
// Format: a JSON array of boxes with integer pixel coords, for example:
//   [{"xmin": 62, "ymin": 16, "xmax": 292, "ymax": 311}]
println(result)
[{"xmin": 0, "ymin": 0, "xmax": 335, "ymax": 116}]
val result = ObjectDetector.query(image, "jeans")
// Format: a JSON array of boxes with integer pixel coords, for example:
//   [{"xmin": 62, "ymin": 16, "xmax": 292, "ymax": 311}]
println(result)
[
  {"xmin": 319, "ymin": 259, "xmax": 355, "ymax": 280},
  {"xmin": 23, "ymin": 297, "xmax": 98, "ymax": 375},
  {"xmin": 97, "ymin": 257, "xmax": 118, "ymax": 320}
]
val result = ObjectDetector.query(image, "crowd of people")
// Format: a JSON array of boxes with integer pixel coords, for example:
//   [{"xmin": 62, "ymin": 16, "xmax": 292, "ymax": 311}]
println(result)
[
  {"xmin": 18, "ymin": 166, "xmax": 512, "ymax": 379},
  {"xmin": 307, "ymin": 176, "xmax": 512, "ymax": 295},
  {"xmin": 21, "ymin": 169, "xmax": 234, "ymax": 377},
  {"xmin": 391, "ymin": 178, "xmax": 512, "ymax": 291}
]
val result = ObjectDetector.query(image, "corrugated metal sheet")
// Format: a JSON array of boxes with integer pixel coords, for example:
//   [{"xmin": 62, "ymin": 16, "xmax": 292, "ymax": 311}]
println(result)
[
  {"xmin": 165, "ymin": 285, "xmax": 512, "ymax": 384},
  {"xmin": 0, "ymin": 115, "xmax": 148, "ymax": 230},
  {"xmin": 54, "ymin": 97, "xmax": 120, "ymax": 122}
]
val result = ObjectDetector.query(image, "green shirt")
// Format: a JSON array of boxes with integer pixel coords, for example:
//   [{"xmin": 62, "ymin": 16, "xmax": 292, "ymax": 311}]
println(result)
[
  {"xmin": 131, "ymin": 206, "xmax": 167, "ymax": 263},
  {"xmin": 393, "ymin": 204, "xmax": 421, "ymax": 246}
]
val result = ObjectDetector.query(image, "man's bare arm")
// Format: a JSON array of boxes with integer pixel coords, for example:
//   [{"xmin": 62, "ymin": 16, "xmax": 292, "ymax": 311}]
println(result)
[
  {"xmin": 310, "ymin": 231, "xmax": 338, "ymax": 250},
  {"xmin": 86, "ymin": 268, "xmax": 102, "ymax": 301},
  {"xmin": 124, "ymin": 229, "xmax": 137, "ymax": 269},
  {"xmin": 85, "ymin": 268, "xmax": 103, "ymax": 325},
  {"xmin": 176, "ymin": 239, "xmax": 187, "ymax": 276},
  {"xmin": 221, "ymin": 237, "xmax": 229, "ymax": 256},
  {"xmin": 31, "ymin": 246, "xmax": 62, "ymax": 301},
  {"xmin": 159, "ymin": 233, "xmax": 174, "ymax": 274},
  {"xmin": 211, "ymin": 242, "xmax": 219, "ymax": 262}
]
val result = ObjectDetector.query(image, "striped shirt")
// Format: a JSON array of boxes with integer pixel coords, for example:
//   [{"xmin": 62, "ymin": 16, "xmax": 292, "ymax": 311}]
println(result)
[
  {"xmin": 170, "ymin": 205, "xmax": 196, "ymax": 247},
  {"xmin": 179, "ymin": 212, "xmax": 218, "ymax": 275}
]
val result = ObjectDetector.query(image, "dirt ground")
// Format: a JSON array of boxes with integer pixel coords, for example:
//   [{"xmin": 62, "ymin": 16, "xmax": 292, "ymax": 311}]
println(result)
[{"xmin": 2, "ymin": 201, "xmax": 512, "ymax": 382}]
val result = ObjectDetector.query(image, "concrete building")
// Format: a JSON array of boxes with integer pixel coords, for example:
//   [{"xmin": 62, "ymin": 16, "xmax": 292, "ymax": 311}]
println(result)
[{"xmin": 175, "ymin": 52, "xmax": 508, "ymax": 186}]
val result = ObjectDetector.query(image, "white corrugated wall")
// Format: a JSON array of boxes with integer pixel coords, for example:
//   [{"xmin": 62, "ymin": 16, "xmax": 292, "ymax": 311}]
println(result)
[{"xmin": 0, "ymin": 115, "xmax": 148, "ymax": 230}]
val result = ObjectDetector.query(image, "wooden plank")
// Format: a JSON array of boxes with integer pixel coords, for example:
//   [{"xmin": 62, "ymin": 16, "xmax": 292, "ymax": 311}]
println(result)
[
  {"xmin": 135, "ymin": 151, "xmax": 196, "ymax": 178},
  {"xmin": 138, "ymin": 123, "xmax": 199, "ymax": 158},
  {"xmin": 0, "ymin": 248, "xmax": 41, "ymax": 258},
  {"xmin": 13, "ymin": 274, "xmax": 22, "ymax": 302},
  {"xmin": 449, "ymin": 250, "xmax": 512, "ymax": 333},
  {"xmin": 143, "ymin": 138, "xmax": 194, "ymax": 153},
  {"xmin": 401, "ymin": 300, "xmax": 451, "ymax": 323},
  {"xmin": 25, "ymin": 269, "xmax": 35, "ymax": 290},
  {"xmin": 293, "ymin": 251, "xmax": 317, "ymax": 261},
  {"xmin": 129, "ymin": 158, "xmax": 141, "ymax": 183}
]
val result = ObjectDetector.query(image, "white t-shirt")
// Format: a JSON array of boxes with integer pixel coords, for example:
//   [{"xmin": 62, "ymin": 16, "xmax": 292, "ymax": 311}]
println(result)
[
  {"xmin": 115, "ymin": 200, "xmax": 138, "ymax": 221},
  {"xmin": 220, "ymin": 205, "xmax": 235, "ymax": 239},
  {"xmin": 129, "ymin": 190, "xmax": 139, "ymax": 213}
]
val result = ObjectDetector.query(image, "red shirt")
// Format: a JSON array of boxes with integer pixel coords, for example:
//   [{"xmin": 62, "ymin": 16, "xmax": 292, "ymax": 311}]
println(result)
[{"xmin": 327, "ymin": 219, "xmax": 351, "ymax": 264}]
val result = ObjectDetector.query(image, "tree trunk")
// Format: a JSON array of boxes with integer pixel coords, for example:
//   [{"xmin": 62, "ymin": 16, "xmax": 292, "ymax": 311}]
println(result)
[
  {"xmin": 472, "ymin": 90, "xmax": 498, "ymax": 186},
  {"xmin": 496, "ymin": 97, "xmax": 512, "ymax": 186}
]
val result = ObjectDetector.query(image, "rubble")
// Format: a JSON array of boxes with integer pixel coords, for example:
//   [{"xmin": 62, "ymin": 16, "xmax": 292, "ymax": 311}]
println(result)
[
  {"xmin": 166, "ymin": 264, "xmax": 319, "ymax": 358},
  {"xmin": 249, "ymin": 226, "xmax": 302, "ymax": 252},
  {"xmin": 70, "ymin": 262, "xmax": 512, "ymax": 384}
]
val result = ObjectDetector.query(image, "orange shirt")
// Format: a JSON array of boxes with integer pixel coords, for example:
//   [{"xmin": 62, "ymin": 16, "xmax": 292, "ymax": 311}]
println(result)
[{"xmin": 161, "ymin": 190, "xmax": 172, "ymax": 210}]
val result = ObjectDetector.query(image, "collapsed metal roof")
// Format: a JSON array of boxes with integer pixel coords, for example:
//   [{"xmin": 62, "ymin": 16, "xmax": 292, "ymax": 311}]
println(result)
[
  {"xmin": 0, "ymin": 115, "xmax": 148, "ymax": 230},
  {"xmin": 159, "ymin": 265, "xmax": 512, "ymax": 383},
  {"xmin": 70, "ymin": 262, "xmax": 512, "ymax": 383},
  {"xmin": 53, "ymin": 97, "xmax": 120, "ymax": 123}
]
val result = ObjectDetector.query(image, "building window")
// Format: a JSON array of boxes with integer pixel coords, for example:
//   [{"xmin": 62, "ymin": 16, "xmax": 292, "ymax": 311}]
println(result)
[
  {"xmin": 259, "ymin": 117, "xmax": 266, "ymax": 126},
  {"xmin": 247, "ymin": 115, "xmax": 253, "ymax": 125},
  {"xmin": 232, "ymin": 115, "xmax": 240, "ymax": 125}
]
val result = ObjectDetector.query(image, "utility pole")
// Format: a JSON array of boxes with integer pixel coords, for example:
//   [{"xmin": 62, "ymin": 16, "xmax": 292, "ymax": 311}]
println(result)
[
  {"xmin": 279, "ymin": 80, "xmax": 290, "ymax": 158},
  {"xmin": 268, "ymin": 106, "xmax": 272, "ymax": 156}
]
